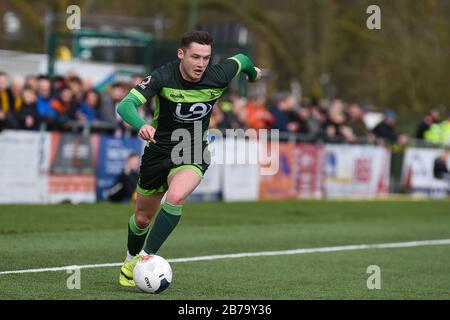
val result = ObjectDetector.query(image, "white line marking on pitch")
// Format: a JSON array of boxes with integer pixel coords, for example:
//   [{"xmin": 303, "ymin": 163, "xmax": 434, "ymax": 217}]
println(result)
[{"xmin": 1, "ymin": 239, "xmax": 450, "ymax": 275}]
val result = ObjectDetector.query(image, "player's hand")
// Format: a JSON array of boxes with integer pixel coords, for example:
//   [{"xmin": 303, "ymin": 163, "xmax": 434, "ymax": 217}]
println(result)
[
  {"xmin": 254, "ymin": 67, "xmax": 262, "ymax": 81},
  {"xmin": 138, "ymin": 124, "xmax": 156, "ymax": 143}
]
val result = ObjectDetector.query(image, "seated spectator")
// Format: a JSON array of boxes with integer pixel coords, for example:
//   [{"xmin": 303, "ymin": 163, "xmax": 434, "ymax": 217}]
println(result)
[
  {"xmin": 246, "ymin": 95, "xmax": 274, "ymax": 131},
  {"xmin": 18, "ymin": 86, "xmax": 41, "ymax": 130},
  {"xmin": 106, "ymin": 153, "xmax": 140, "ymax": 203},
  {"xmin": 433, "ymin": 149, "xmax": 449, "ymax": 180}
]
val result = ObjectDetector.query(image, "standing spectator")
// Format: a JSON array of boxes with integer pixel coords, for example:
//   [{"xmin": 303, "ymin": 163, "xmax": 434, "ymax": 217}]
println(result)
[
  {"xmin": 51, "ymin": 76, "xmax": 66, "ymax": 97},
  {"xmin": 246, "ymin": 95, "xmax": 274, "ymax": 130},
  {"xmin": 67, "ymin": 76, "xmax": 84, "ymax": 104},
  {"xmin": 372, "ymin": 109, "xmax": 399, "ymax": 144},
  {"xmin": 416, "ymin": 111, "xmax": 434, "ymax": 140},
  {"xmin": 18, "ymin": 86, "xmax": 41, "ymax": 130},
  {"xmin": 78, "ymin": 89, "xmax": 101, "ymax": 123},
  {"xmin": 24, "ymin": 75, "xmax": 38, "ymax": 92},
  {"xmin": 429, "ymin": 108, "xmax": 441, "ymax": 124},
  {"xmin": 417, "ymin": 108, "xmax": 441, "ymax": 140},
  {"xmin": 50, "ymin": 86, "xmax": 77, "ymax": 129},
  {"xmin": 209, "ymin": 103, "xmax": 224, "ymax": 129},
  {"xmin": 36, "ymin": 75, "xmax": 56, "ymax": 123},
  {"xmin": 425, "ymin": 112, "xmax": 450, "ymax": 145},
  {"xmin": 219, "ymin": 100, "xmax": 246, "ymax": 130},
  {"xmin": 344, "ymin": 103, "xmax": 368, "ymax": 137},
  {"xmin": 304, "ymin": 99, "xmax": 325, "ymax": 140},
  {"xmin": 0, "ymin": 71, "xmax": 19, "ymax": 129},
  {"xmin": 10, "ymin": 76, "xmax": 24, "ymax": 113},
  {"xmin": 131, "ymin": 74, "xmax": 144, "ymax": 87},
  {"xmin": 323, "ymin": 106, "xmax": 346, "ymax": 143},
  {"xmin": 100, "ymin": 82, "xmax": 128, "ymax": 126},
  {"xmin": 270, "ymin": 92, "xmax": 303, "ymax": 133}
]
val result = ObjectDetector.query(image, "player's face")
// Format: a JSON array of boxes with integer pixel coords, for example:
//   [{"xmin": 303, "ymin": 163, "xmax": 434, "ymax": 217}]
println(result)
[{"xmin": 178, "ymin": 42, "xmax": 211, "ymax": 82}]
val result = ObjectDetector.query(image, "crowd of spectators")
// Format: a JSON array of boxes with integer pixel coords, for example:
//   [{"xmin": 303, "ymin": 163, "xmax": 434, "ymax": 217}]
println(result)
[
  {"xmin": 0, "ymin": 70, "xmax": 448, "ymax": 145},
  {"xmin": 0, "ymin": 71, "xmax": 152, "ymax": 135}
]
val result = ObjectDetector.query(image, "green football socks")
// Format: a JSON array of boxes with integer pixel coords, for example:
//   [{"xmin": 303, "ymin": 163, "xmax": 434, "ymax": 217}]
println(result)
[
  {"xmin": 127, "ymin": 214, "xmax": 150, "ymax": 256},
  {"xmin": 143, "ymin": 201, "xmax": 182, "ymax": 255}
]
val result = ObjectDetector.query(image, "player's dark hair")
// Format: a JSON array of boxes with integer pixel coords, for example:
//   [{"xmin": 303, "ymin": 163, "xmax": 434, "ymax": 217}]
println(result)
[{"xmin": 180, "ymin": 30, "xmax": 213, "ymax": 49}]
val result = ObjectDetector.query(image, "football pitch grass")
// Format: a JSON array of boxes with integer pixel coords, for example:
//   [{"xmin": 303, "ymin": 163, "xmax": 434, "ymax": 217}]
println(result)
[{"xmin": 0, "ymin": 199, "xmax": 449, "ymax": 300}]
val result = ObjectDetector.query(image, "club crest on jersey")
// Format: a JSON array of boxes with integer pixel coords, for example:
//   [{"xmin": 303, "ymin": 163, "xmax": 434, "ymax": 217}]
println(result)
[
  {"xmin": 138, "ymin": 76, "xmax": 151, "ymax": 89},
  {"xmin": 174, "ymin": 103, "xmax": 213, "ymax": 121}
]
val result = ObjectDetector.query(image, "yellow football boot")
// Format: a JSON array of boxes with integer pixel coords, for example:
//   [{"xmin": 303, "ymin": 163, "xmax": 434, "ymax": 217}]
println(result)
[{"xmin": 119, "ymin": 256, "xmax": 139, "ymax": 286}]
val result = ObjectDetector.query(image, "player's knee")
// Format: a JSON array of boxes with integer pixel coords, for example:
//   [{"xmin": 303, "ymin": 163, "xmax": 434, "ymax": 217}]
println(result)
[{"xmin": 166, "ymin": 190, "xmax": 185, "ymax": 205}]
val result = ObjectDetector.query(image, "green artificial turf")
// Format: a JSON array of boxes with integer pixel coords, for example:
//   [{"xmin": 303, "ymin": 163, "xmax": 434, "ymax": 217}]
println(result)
[{"xmin": 0, "ymin": 200, "xmax": 449, "ymax": 299}]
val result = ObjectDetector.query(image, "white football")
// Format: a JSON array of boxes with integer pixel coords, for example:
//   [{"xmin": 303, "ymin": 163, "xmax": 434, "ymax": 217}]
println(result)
[{"xmin": 133, "ymin": 255, "xmax": 172, "ymax": 294}]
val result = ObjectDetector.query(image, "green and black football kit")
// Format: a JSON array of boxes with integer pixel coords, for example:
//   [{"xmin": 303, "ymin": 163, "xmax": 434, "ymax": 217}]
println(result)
[{"xmin": 117, "ymin": 53, "xmax": 257, "ymax": 196}]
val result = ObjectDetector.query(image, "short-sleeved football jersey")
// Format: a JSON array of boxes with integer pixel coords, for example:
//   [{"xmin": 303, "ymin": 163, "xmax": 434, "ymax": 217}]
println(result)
[{"xmin": 130, "ymin": 59, "xmax": 239, "ymax": 157}]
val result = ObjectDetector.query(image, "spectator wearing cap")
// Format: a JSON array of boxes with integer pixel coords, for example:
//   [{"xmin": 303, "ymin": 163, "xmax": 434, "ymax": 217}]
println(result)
[{"xmin": 372, "ymin": 109, "xmax": 399, "ymax": 144}]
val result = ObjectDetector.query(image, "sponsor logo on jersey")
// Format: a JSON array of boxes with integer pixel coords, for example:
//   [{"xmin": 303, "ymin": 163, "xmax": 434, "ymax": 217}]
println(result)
[
  {"xmin": 174, "ymin": 102, "xmax": 213, "ymax": 121},
  {"xmin": 138, "ymin": 76, "xmax": 152, "ymax": 89},
  {"xmin": 170, "ymin": 93, "xmax": 185, "ymax": 100}
]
